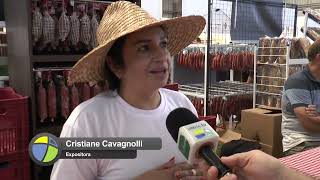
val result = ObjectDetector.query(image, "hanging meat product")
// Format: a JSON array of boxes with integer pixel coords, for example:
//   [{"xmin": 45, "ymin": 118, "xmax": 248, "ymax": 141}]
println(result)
[
  {"xmin": 32, "ymin": 7, "xmax": 42, "ymax": 45},
  {"xmin": 60, "ymin": 75, "xmax": 69, "ymax": 120},
  {"xmin": 69, "ymin": 11, "xmax": 80, "ymax": 49},
  {"xmin": 47, "ymin": 72, "xmax": 56, "ymax": 122},
  {"xmin": 42, "ymin": 10, "xmax": 55, "ymax": 49},
  {"xmin": 58, "ymin": 10, "xmax": 70, "ymax": 42},
  {"xmin": 70, "ymin": 84, "xmax": 80, "ymax": 111},
  {"xmin": 90, "ymin": 13, "xmax": 99, "ymax": 49},
  {"xmin": 80, "ymin": 12, "xmax": 91, "ymax": 49},
  {"xmin": 37, "ymin": 74, "xmax": 47, "ymax": 123}
]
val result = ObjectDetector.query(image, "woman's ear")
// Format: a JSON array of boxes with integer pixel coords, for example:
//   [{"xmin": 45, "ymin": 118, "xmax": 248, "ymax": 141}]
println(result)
[{"xmin": 105, "ymin": 56, "xmax": 123, "ymax": 79}]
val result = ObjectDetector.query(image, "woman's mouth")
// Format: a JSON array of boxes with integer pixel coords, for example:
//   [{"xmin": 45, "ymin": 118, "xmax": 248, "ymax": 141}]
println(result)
[{"xmin": 149, "ymin": 68, "xmax": 167, "ymax": 74}]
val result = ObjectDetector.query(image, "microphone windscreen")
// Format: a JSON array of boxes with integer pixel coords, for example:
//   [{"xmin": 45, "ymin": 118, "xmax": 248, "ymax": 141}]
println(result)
[{"xmin": 165, "ymin": 108, "xmax": 198, "ymax": 142}]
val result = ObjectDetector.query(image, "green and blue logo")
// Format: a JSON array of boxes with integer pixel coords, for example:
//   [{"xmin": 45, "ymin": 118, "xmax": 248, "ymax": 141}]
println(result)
[{"xmin": 29, "ymin": 133, "xmax": 61, "ymax": 166}]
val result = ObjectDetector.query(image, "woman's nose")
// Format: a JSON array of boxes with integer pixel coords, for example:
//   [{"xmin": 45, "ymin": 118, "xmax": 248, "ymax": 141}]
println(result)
[{"xmin": 153, "ymin": 46, "xmax": 169, "ymax": 61}]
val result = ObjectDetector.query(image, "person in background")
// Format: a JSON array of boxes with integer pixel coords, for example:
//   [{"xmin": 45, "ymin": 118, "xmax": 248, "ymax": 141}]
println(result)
[
  {"xmin": 207, "ymin": 150, "xmax": 314, "ymax": 180},
  {"xmin": 281, "ymin": 39, "xmax": 320, "ymax": 156},
  {"xmin": 51, "ymin": 1, "xmax": 209, "ymax": 180}
]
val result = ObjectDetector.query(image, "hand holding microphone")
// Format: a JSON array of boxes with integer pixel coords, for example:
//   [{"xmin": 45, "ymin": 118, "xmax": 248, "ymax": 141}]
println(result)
[{"xmin": 166, "ymin": 108, "xmax": 231, "ymax": 178}]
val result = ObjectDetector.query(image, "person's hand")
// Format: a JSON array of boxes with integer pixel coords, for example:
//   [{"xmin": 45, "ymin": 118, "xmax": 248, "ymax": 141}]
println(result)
[
  {"xmin": 305, "ymin": 105, "xmax": 319, "ymax": 117},
  {"xmin": 207, "ymin": 150, "xmax": 285, "ymax": 180},
  {"xmin": 134, "ymin": 157, "xmax": 207, "ymax": 180}
]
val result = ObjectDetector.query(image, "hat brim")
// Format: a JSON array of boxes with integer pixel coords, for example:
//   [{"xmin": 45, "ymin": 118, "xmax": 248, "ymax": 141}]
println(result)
[{"xmin": 68, "ymin": 15, "xmax": 206, "ymax": 84}]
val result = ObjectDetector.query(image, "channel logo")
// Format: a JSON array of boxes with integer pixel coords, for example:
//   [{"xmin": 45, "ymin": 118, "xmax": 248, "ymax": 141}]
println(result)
[{"xmin": 29, "ymin": 133, "xmax": 61, "ymax": 166}]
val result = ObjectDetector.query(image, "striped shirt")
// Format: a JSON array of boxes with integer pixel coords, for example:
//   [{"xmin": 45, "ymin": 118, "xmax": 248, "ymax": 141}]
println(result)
[{"xmin": 281, "ymin": 66, "xmax": 320, "ymax": 152}]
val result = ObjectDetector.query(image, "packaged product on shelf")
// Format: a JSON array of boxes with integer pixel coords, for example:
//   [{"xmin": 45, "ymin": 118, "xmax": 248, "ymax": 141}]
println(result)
[
  {"xmin": 69, "ymin": 11, "xmax": 80, "ymax": 51},
  {"xmin": 268, "ymin": 66, "xmax": 278, "ymax": 93},
  {"xmin": 290, "ymin": 38, "xmax": 310, "ymax": 59},
  {"xmin": 278, "ymin": 38, "xmax": 287, "ymax": 64},
  {"xmin": 42, "ymin": 10, "xmax": 55, "ymax": 51},
  {"xmin": 299, "ymin": 37, "xmax": 311, "ymax": 57},
  {"xmin": 262, "ymin": 77, "xmax": 269, "ymax": 92},
  {"xmin": 261, "ymin": 37, "xmax": 271, "ymax": 63},
  {"xmin": 58, "ymin": 10, "xmax": 70, "ymax": 42},
  {"xmin": 90, "ymin": 13, "xmax": 99, "ymax": 49},
  {"xmin": 32, "ymin": 7, "xmax": 43, "ymax": 46},
  {"xmin": 275, "ymin": 96, "xmax": 281, "ymax": 108},
  {"xmin": 261, "ymin": 65, "xmax": 269, "ymax": 76},
  {"xmin": 280, "ymin": 66, "xmax": 286, "ymax": 78},
  {"xmin": 53, "ymin": 11, "xmax": 59, "ymax": 51},
  {"xmin": 80, "ymin": 12, "xmax": 91, "ymax": 50},
  {"xmin": 269, "ymin": 38, "xmax": 281, "ymax": 64},
  {"xmin": 267, "ymin": 96, "xmax": 275, "ymax": 107},
  {"xmin": 258, "ymin": 94, "xmax": 267, "ymax": 106},
  {"xmin": 58, "ymin": 9, "xmax": 71, "ymax": 52}
]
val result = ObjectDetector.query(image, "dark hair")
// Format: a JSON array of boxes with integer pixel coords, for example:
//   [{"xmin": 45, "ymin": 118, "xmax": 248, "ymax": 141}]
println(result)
[
  {"xmin": 105, "ymin": 36, "xmax": 126, "ymax": 91},
  {"xmin": 308, "ymin": 39, "xmax": 320, "ymax": 62}
]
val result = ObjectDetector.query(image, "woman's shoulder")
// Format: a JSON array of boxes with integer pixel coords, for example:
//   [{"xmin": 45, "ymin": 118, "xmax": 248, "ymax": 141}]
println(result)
[
  {"xmin": 61, "ymin": 91, "xmax": 119, "ymax": 136},
  {"xmin": 77, "ymin": 91, "xmax": 118, "ymax": 112},
  {"xmin": 160, "ymin": 88, "xmax": 190, "ymax": 104},
  {"xmin": 160, "ymin": 88, "xmax": 186, "ymax": 98},
  {"xmin": 65, "ymin": 91, "xmax": 118, "ymax": 123}
]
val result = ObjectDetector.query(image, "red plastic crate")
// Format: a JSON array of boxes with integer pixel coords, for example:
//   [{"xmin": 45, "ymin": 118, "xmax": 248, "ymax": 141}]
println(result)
[
  {"xmin": 199, "ymin": 115, "xmax": 217, "ymax": 130},
  {"xmin": 0, "ymin": 88, "xmax": 29, "ymax": 162},
  {"xmin": 0, "ymin": 152, "xmax": 30, "ymax": 180}
]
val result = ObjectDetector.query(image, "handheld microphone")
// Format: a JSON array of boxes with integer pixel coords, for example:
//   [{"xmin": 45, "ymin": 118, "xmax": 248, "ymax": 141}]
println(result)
[{"xmin": 166, "ymin": 108, "xmax": 230, "ymax": 178}]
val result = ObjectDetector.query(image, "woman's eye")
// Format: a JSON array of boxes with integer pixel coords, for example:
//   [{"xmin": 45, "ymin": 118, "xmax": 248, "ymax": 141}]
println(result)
[
  {"xmin": 137, "ymin": 45, "xmax": 149, "ymax": 52},
  {"xmin": 160, "ymin": 41, "xmax": 168, "ymax": 48}
]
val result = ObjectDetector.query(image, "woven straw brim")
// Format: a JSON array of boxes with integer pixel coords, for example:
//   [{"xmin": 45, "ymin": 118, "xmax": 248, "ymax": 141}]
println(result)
[{"xmin": 68, "ymin": 15, "xmax": 205, "ymax": 84}]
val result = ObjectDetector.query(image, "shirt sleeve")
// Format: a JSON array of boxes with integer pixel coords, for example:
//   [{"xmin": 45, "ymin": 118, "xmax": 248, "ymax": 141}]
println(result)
[
  {"xmin": 50, "ymin": 112, "xmax": 99, "ymax": 180},
  {"xmin": 284, "ymin": 78, "xmax": 312, "ymax": 109}
]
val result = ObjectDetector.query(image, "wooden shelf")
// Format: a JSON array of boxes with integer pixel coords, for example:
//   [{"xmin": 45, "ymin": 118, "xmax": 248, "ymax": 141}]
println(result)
[{"xmin": 32, "ymin": 55, "xmax": 84, "ymax": 63}]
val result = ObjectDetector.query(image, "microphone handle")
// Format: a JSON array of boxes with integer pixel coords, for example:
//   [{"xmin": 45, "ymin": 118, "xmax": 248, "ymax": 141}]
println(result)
[{"xmin": 200, "ymin": 145, "xmax": 231, "ymax": 178}]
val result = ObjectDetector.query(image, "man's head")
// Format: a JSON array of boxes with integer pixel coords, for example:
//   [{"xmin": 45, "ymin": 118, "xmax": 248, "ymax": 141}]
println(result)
[{"xmin": 308, "ymin": 39, "xmax": 320, "ymax": 63}]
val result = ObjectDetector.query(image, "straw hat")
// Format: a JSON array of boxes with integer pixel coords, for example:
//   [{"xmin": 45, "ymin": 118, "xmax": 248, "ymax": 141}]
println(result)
[{"xmin": 68, "ymin": 1, "xmax": 206, "ymax": 84}]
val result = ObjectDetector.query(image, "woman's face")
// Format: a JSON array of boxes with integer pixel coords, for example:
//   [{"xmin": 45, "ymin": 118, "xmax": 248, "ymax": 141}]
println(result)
[{"xmin": 118, "ymin": 26, "xmax": 171, "ymax": 91}]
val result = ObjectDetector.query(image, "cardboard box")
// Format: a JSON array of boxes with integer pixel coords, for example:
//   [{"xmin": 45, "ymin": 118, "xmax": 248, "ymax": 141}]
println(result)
[
  {"xmin": 241, "ymin": 108, "xmax": 283, "ymax": 157},
  {"xmin": 240, "ymin": 137, "xmax": 274, "ymax": 156},
  {"xmin": 219, "ymin": 129, "xmax": 241, "ymax": 144}
]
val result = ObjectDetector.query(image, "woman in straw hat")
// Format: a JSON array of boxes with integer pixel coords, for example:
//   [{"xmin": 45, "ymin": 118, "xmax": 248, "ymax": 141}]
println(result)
[{"xmin": 51, "ymin": 1, "xmax": 208, "ymax": 179}]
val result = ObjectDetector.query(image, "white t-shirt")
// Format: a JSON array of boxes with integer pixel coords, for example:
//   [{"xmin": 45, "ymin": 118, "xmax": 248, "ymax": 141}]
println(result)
[{"xmin": 50, "ymin": 88, "xmax": 198, "ymax": 180}]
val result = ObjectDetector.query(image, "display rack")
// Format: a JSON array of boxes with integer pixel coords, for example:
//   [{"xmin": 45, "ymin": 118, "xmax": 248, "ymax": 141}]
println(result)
[
  {"xmin": 253, "ymin": 43, "xmax": 309, "ymax": 110},
  {"xmin": 174, "ymin": 44, "xmax": 208, "ymax": 115},
  {"xmin": 179, "ymin": 80, "xmax": 253, "ymax": 121},
  {"xmin": 175, "ymin": 43, "xmax": 255, "ymax": 116},
  {"xmin": 4, "ymin": 1, "xmax": 141, "ymax": 180}
]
